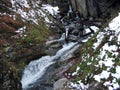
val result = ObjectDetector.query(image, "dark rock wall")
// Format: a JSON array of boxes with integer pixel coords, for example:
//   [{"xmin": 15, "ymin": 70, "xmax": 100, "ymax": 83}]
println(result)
[
  {"xmin": 48, "ymin": 0, "xmax": 120, "ymax": 18},
  {"xmin": 70, "ymin": 0, "xmax": 119, "ymax": 18}
]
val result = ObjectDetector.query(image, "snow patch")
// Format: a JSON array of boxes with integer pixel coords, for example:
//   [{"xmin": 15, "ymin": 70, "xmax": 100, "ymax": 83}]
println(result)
[
  {"xmin": 72, "ymin": 67, "xmax": 80, "ymax": 76},
  {"xmin": 94, "ymin": 70, "xmax": 110, "ymax": 82},
  {"xmin": 83, "ymin": 26, "xmax": 99, "ymax": 43},
  {"xmin": 93, "ymin": 32, "xmax": 104, "ymax": 49},
  {"xmin": 70, "ymin": 81, "xmax": 88, "ymax": 90},
  {"xmin": 94, "ymin": 13, "xmax": 120, "ymax": 89},
  {"xmin": 42, "ymin": 4, "xmax": 59, "ymax": 16},
  {"xmin": 90, "ymin": 26, "xmax": 99, "ymax": 33},
  {"xmin": 9, "ymin": 0, "xmax": 58, "ymax": 25},
  {"xmin": 112, "ymin": 66, "xmax": 120, "ymax": 79}
]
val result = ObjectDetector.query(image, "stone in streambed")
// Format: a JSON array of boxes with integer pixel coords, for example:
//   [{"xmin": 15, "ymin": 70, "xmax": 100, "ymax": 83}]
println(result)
[{"xmin": 53, "ymin": 78, "xmax": 70, "ymax": 90}]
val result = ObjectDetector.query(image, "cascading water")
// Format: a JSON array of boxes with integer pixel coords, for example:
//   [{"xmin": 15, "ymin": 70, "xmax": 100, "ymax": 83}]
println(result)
[
  {"xmin": 21, "ymin": 9, "xmax": 79, "ymax": 88},
  {"xmin": 65, "ymin": 26, "xmax": 69, "ymax": 40},
  {"xmin": 21, "ymin": 3, "xmax": 92, "ymax": 90},
  {"xmin": 67, "ymin": 4, "xmax": 72, "ymax": 17},
  {"xmin": 21, "ymin": 56, "xmax": 54, "ymax": 89},
  {"xmin": 21, "ymin": 42, "xmax": 77, "ymax": 89}
]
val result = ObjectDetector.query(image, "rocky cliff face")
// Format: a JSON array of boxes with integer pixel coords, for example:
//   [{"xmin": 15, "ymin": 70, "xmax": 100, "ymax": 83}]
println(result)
[{"xmin": 50, "ymin": 0, "xmax": 120, "ymax": 18}]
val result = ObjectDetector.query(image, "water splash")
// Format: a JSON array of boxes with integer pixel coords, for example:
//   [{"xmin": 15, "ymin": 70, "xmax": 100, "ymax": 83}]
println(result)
[
  {"xmin": 67, "ymin": 5, "xmax": 72, "ymax": 17},
  {"xmin": 21, "ymin": 56, "xmax": 54, "ymax": 88},
  {"xmin": 21, "ymin": 42, "xmax": 77, "ymax": 89}
]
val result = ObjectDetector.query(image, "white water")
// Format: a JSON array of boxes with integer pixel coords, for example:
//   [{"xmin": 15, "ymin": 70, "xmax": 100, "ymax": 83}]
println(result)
[
  {"xmin": 21, "ymin": 56, "xmax": 54, "ymax": 88},
  {"xmin": 21, "ymin": 3, "xmax": 80, "ymax": 89},
  {"xmin": 69, "ymin": 4, "xmax": 72, "ymax": 13},
  {"xmin": 65, "ymin": 26, "xmax": 69, "ymax": 39},
  {"xmin": 21, "ymin": 42, "xmax": 77, "ymax": 89}
]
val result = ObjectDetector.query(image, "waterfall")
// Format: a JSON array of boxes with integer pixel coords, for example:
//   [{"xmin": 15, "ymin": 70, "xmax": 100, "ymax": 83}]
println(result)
[
  {"xmin": 68, "ymin": 4, "xmax": 72, "ymax": 13},
  {"xmin": 21, "ymin": 56, "xmax": 54, "ymax": 88},
  {"xmin": 67, "ymin": 4, "xmax": 73, "ymax": 21},
  {"xmin": 65, "ymin": 26, "xmax": 69, "ymax": 40},
  {"xmin": 21, "ymin": 5, "xmax": 78, "ymax": 88},
  {"xmin": 21, "ymin": 42, "xmax": 77, "ymax": 89},
  {"xmin": 21, "ymin": 2, "xmax": 92, "ymax": 90},
  {"xmin": 75, "ymin": 12, "xmax": 79, "ymax": 20}
]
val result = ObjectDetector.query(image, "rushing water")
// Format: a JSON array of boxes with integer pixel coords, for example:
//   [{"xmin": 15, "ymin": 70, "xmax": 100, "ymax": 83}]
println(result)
[
  {"xmin": 21, "ymin": 42, "xmax": 78, "ymax": 89},
  {"xmin": 67, "ymin": 4, "xmax": 72, "ymax": 17},
  {"xmin": 21, "ymin": 3, "xmax": 83, "ymax": 90}
]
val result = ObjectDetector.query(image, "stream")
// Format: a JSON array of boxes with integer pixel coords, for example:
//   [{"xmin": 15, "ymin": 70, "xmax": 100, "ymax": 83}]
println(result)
[
  {"xmin": 21, "ymin": 42, "xmax": 79, "ymax": 90},
  {"xmin": 21, "ymin": 3, "xmax": 97, "ymax": 90}
]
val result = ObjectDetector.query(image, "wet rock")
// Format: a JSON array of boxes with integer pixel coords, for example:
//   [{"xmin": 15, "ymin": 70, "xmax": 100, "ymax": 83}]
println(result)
[
  {"xmin": 53, "ymin": 78, "xmax": 70, "ymax": 90},
  {"xmin": 45, "ymin": 36, "xmax": 62, "ymax": 55},
  {"xmin": 71, "ymin": 29, "xmax": 79, "ymax": 35},
  {"xmin": 68, "ymin": 35, "xmax": 78, "ymax": 42},
  {"xmin": 46, "ymin": 40, "xmax": 59, "ymax": 47},
  {"xmin": 24, "ymin": 84, "xmax": 53, "ymax": 90},
  {"xmin": 45, "ymin": 44, "xmax": 62, "ymax": 56},
  {"xmin": 3, "ymin": 44, "xmax": 47, "ymax": 62},
  {"xmin": 69, "ymin": 23, "xmax": 76, "ymax": 29},
  {"xmin": 53, "ymin": 61, "xmax": 74, "ymax": 78}
]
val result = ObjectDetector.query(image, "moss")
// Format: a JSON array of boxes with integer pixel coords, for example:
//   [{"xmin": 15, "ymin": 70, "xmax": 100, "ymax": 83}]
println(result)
[
  {"xmin": 116, "ymin": 78, "xmax": 120, "ymax": 85},
  {"xmin": 74, "ymin": 77, "xmax": 81, "ymax": 83},
  {"xmin": 110, "ymin": 68, "xmax": 116, "ymax": 74},
  {"xmin": 21, "ymin": 20, "xmax": 53, "ymax": 44},
  {"xmin": 54, "ymin": 61, "xmax": 65, "ymax": 68},
  {"xmin": 2, "ymin": 60, "xmax": 26, "ymax": 80},
  {"xmin": 69, "ymin": 65, "xmax": 77, "ymax": 73}
]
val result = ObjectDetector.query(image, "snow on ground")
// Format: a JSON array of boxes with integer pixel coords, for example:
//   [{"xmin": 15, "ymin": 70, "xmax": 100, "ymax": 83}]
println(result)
[
  {"xmin": 70, "ymin": 81, "xmax": 88, "ymax": 90},
  {"xmin": 93, "ymin": 32, "xmax": 105, "ymax": 49},
  {"xmin": 71, "ymin": 13, "xmax": 120, "ymax": 90},
  {"xmin": 94, "ymin": 70, "xmax": 110, "ymax": 82},
  {"xmin": 90, "ymin": 26, "xmax": 99, "ymax": 33},
  {"xmin": 72, "ymin": 67, "xmax": 80, "ymax": 76},
  {"xmin": 4, "ymin": 0, "xmax": 37, "ymax": 24},
  {"xmin": 9, "ymin": 0, "xmax": 59, "ymax": 24},
  {"xmin": 93, "ymin": 13, "xmax": 120, "ymax": 90},
  {"xmin": 11, "ymin": 0, "xmax": 30, "ymax": 8},
  {"xmin": 104, "ymin": 66, "xmax": 120, "ymax": 90},
  {"xmin": 11, "ymin": 26, "xmax": 26, "ymax": 39},
  {"xmin": 16, "ymin": 26, "xmax": 26, "ymax": 33},
  {"xmin": 82, "ymin": 26, "xmax": 99, "ymax": 43},
  {"xmin": 42, "ymin": 4, "xmax": 59, "ymax": 16},
  {"xmin": 0, "ymin": 0, "xmax": 59, "ymax": 36}
]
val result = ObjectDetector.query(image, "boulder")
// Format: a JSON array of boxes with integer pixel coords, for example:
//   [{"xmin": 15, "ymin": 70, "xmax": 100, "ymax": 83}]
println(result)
[{"xmin": 53, "ymin": 78, "xmax": 70, "ymax": 90}]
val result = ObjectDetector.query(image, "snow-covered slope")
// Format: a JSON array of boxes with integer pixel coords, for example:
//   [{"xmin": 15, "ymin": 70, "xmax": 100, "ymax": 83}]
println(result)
[
  {"xmin": 0, "ymin": 0, "xmax": 59, "ymax": 26},
  {"xmin": 70, "ymin": 13, "xmax": 120, "ymax": 90},
  {"xmin": 0, "ymin": 0, "xmax": 59, "ymax": 40},
  {"xmin": 93, "ymin": 13, "xmax": 120, "ymax": 90},
  {"xmin": 9, "ymin": 0, "xmax": 59, "ymax": 24}
]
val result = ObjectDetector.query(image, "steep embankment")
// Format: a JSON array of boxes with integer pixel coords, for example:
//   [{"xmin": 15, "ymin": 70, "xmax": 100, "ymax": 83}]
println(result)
[
  {"xmin": 67, "ymin": 12, "xmax": 120, "ymax": 90},
  {"xmin": 0, "ymin": 0, "xmax": 60, "ymax": 90}
]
